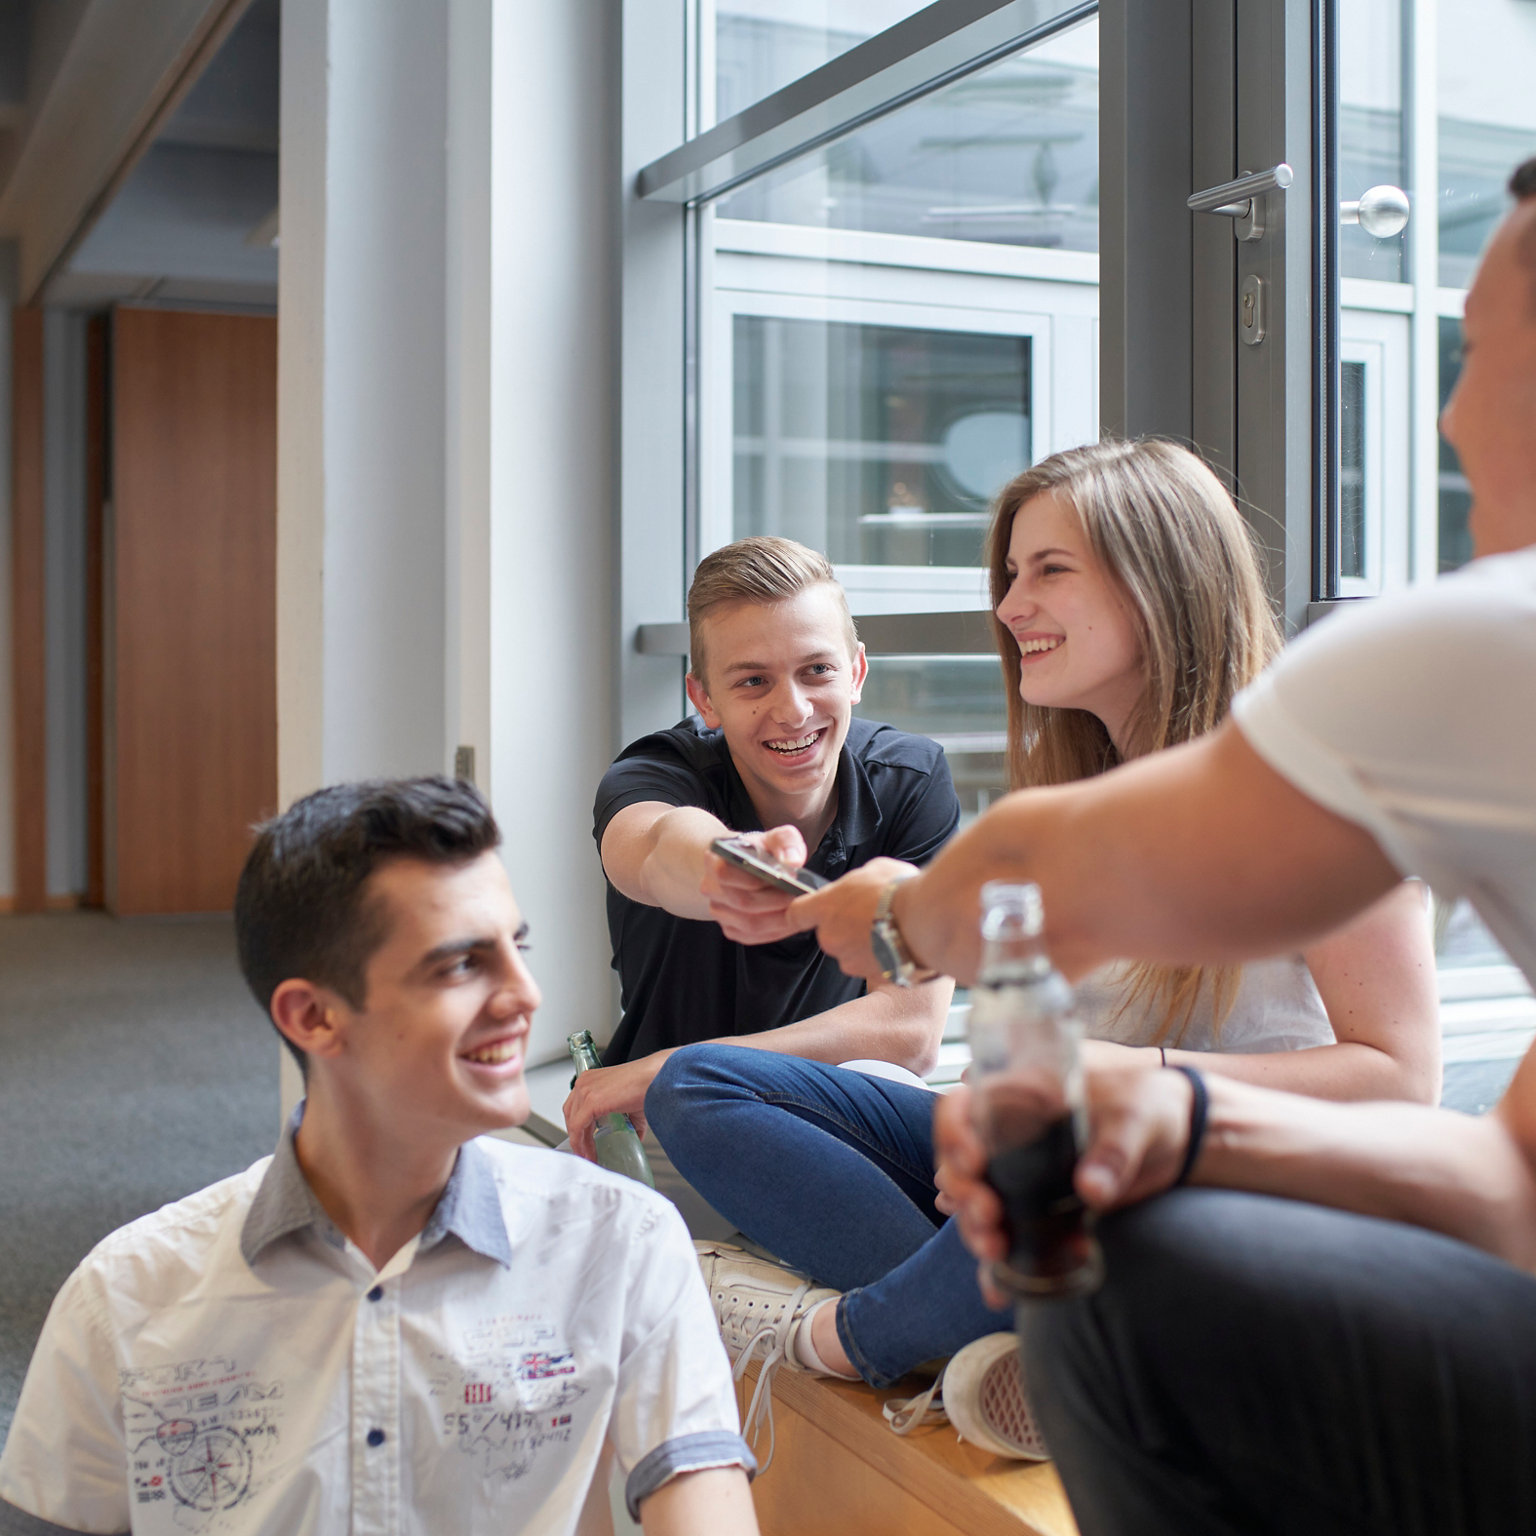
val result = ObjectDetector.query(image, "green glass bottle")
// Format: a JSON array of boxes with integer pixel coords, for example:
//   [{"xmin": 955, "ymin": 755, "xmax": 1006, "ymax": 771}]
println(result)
[{"xmin": 566, "ymin": 1030, "xmax": 656, "ymax": 1189}]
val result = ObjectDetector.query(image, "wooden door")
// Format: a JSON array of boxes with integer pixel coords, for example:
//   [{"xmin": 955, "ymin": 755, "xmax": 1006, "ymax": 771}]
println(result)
[{"xmin": 109, "ymin": 307, "xmax": 276, "ymax": 915}]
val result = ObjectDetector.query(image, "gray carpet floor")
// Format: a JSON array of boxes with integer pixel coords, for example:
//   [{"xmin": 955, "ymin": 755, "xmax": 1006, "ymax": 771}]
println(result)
[{"xmin": 0, "ymin": 913, "xmax": 278, "ymax": 1449}]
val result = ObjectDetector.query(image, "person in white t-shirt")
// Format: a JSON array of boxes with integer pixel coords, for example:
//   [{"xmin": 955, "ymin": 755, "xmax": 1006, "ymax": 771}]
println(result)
[
  {"xmin": 789, "ymin": 156, "xmax": 1536, "ymax": 1536},
  {"xmin": 0, "ymin": 778, "xmax": 758, "ymax": 1536}
]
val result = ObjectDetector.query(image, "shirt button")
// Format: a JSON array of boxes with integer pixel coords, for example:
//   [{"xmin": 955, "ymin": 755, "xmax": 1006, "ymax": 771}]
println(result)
[
  {"xmin": 367, "ymin": 1285, "xmax": 384, "ymax": 1302},
  {"xmin": 366, "ymin": 1428, "xmax": 386, "ymax": 1448}
]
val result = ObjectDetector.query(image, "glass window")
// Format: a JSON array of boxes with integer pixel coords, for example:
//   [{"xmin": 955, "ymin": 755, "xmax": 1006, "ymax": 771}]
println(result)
[
  {"xmin": 702, "ymin": 13, "xmax": 1099, "ymax": 832},
  {"xmin": 1437, "ymin": 314, "xmax": 1474, "ymax": 574},
  {"xmin": 1334, "ymin": 1, "xmax": 1534, "ymax": 586},
  {"xmin": 1437, "ymin": 0, "xmax": 1536, "ymax": 290},
  {"xmin": 632, "ymin": 2, "xmax": 1536, "ymax": 1079},
  {"xmin": 1339, "ymin": 359, "xmax": 1367, "ymax": 580},
  {"xmin": 716, "ymin": 24, "xmax": 1099, "ymax": 251},
  {"xmin": 712, "ymin": 1, "xmax": 935, "ymax": 124},
  {"xmin": 732, "ymin": 317, "xmax": 1029, "ymax": 569},
  {"xmin": 1335, "ymin": 0, "xmax": 1411, "ymax": 595},
  {"xmin": 1338, "ymin": 0, "xmax": 1405, "ymax": 283},
  {"xmin": 854, "ymin": 654, "xmax": 1007, "ymax": 821}
]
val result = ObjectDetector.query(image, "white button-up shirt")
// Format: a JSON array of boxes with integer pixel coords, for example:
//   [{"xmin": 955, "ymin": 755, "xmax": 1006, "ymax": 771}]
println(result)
[{"xmin": 0, "ymin": 1119, "xmax": 751, "ymax": 1536}]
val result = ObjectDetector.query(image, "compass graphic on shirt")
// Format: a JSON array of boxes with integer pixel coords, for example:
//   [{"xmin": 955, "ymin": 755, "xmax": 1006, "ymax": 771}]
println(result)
[{"xmin": 160, "ymin": 1423, "xmax": 252, "ymax": 1512}]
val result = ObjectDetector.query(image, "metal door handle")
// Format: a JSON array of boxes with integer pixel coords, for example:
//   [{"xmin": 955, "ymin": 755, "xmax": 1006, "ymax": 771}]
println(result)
[
  {"xmin": 1188, "ymin": 162, "xmax": 1292, "ymax": 241},
  {"xmin": 1340, "ymin": 184, "xmax": 1409, "ymax": 238}
]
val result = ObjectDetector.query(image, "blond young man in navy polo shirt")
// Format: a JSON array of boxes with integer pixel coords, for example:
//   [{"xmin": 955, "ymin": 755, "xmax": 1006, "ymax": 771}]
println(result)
[{"xmin": 567, "ymin": 538, "xmax": 959, "ymax": 1166}]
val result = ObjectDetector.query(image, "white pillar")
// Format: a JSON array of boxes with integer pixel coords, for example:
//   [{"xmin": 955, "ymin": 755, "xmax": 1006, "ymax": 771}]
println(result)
[
  {"xmin": 277, "ymin": 0, "xmax": 620, "ymax": 1081},
  {"xmin": 278, "ymin": 0, "xmax": 449, "ymax": 791}
]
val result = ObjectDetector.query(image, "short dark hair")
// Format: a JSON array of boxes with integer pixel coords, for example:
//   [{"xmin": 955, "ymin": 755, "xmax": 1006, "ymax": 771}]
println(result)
[{"xmin": 235, "ymin": 777, "xmax": 501, "ymax": 1067}]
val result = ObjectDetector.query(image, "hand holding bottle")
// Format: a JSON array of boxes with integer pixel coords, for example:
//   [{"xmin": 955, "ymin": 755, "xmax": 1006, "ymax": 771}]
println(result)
[
  {"xmin": 566, "ymin": 1031, "xmax": 657, "ymax": 1189},
  {"xmin": 936, "ymin": 1064, "xmax": 1204, "ymax": 1298}
]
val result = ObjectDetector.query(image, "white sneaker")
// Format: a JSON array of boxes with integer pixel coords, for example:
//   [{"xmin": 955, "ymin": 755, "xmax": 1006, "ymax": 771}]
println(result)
[
  {"xmin": 938, "ymin": 1332, "xmax": 1050, "ymax": 1461},
  {"xmin": 693, "ymin": 1240, "xmax": 837, "ymax": 1363},
  {"xmin": 693, "ymin": 1240, "xmax": 839, "ymax": 1471}
]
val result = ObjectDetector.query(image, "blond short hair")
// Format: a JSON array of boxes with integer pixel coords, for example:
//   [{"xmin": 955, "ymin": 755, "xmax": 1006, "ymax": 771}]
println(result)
[{"xmin": 687, "ymin": 536, "xmax": 858, "ymax": 681}]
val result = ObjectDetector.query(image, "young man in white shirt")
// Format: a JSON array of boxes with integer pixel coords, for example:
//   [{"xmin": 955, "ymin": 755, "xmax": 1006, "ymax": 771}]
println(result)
[
  {"xmin": 792, "ymin": 158, "xmax": 1536, "ymax": 1535},
  {"xmin": 0, "ymin": 777, "xmax": 757, "ymax": 1536}
]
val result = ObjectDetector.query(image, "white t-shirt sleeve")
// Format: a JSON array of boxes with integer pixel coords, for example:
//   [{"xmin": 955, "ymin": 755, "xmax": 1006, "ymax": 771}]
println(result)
[
  {"xmin": 1233, "ymin": 552, "xmax": 1536, "ymax": 897},
  {"xmin": 607, "ymin": 1197, "xmax": 753, "ymax": 1522},
  {"xmin": 0, "ymin": 1263, "xmax": 130, "ymax": 1534}
]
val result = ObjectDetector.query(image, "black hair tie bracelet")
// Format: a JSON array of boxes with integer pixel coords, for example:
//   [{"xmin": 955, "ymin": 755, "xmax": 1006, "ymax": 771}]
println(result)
[{"xmin": 1167, "ymin": 1064, "xmax": 1209, "ymax": 1187}]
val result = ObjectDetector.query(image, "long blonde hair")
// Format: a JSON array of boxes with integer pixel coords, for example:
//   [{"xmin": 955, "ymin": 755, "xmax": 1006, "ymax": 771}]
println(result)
[{"xmin": 985, "ymin": 440, "xmax": 1281, "ymax": 1042}]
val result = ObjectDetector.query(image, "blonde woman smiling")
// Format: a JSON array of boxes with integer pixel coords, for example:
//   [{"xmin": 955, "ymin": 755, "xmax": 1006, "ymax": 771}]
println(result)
[{"xmin": 645, "ymin": 440, "xmax": 1438, "ymax": 1454}]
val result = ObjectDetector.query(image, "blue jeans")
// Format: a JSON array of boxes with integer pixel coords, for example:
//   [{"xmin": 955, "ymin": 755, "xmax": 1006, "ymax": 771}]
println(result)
[
  {"xmin": 1022, "ymin": 1188, "xmax": 1536, "ymax": 1536},
  {"xmin": 645, "ymin": 1043, "xmax": 1011, "ymax": 1386}
]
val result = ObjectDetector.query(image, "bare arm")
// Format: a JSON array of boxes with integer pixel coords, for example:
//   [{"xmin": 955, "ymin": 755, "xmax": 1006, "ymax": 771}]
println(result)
[
  {"xmin": 639, "ymin": 1467, "xmax": 759, "ymax": 1536},
  {"xmin": 1194, "ymin": 1073, "xmax": 1536, "ymax": 1262},
  {"xmin": 563, "ymin": 977, "xmax": 951, "ymax": 1158},
  {"xmin": 602, "ymin": 801, "xmax": 727, "ymax": 919},
  {"xmin": 602, "ymin": 802, "xmax": 802, "ymax": 936},
  {"xmin": 791, "ymin": 722, "xmax": 1402, "ymax": 987},
  {"xmin": 571, "ymin": 806, "xmax": 950, "ymax": 1155},
  {"xmin": 1086, "ymin": 881, "xmax": 1442, "ymax": 1104}
]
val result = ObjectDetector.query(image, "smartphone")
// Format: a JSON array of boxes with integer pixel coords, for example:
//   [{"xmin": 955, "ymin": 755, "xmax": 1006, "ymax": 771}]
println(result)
[{"xmin": 710, "ymin": 835, "xmax": 828, "ymax": 896}]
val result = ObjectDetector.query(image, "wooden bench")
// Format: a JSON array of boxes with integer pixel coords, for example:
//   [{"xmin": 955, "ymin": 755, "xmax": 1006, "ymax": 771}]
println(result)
[{"xmin": 738, "ymin": 1364, "xmax": 1080, "ymax": 1536}]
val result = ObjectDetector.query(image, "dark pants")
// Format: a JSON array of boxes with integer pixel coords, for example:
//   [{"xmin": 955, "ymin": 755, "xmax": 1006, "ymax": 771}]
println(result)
[{"xmin": 1021, "ymin": 1189, "xmax": 1536, "ymax": 1536}]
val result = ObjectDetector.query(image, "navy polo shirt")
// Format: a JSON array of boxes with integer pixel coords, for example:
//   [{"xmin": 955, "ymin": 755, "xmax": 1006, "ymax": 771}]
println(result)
[{"xmin": 592, "ymin": 716, "xmax": 961, "ymax": 1065}]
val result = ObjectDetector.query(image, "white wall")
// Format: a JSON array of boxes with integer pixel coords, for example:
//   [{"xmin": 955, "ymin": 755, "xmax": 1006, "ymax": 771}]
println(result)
[
  {"xmin": 279, "ymin": 0, "xmax": 620, "ymax": 1076},
  {"xmin": 482, "ymin": 3, "xmax": 620, "ymax": 1061},
  {"xmin": 279, "ymin": 0, "xmax": 450, "ymax": 789}
]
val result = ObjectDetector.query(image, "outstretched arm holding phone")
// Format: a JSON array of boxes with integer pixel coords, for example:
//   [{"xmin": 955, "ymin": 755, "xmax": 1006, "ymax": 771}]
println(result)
[
  {"xmin": 564, "ymin": 802, "xmax": 951, "ymax": 1158},
  {"xmin": 577, "ymin": 544, "xmax": 961, "ymax": 1161}
]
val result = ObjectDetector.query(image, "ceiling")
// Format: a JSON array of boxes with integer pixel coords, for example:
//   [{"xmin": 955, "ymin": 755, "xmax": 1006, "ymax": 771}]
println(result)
[{"xmin": 0, "ymin": 0, "xmax": 278, "ymax": 310}]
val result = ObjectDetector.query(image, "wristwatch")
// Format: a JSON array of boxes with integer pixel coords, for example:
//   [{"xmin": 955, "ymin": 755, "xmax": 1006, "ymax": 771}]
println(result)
[{"xmin": 870, "ymin": 877, "xmax": 935, "ymax": 987}]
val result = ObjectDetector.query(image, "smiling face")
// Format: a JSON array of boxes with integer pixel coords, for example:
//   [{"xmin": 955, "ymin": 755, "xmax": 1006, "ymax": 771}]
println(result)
[
  {"xmin": 325, "ymin": 851, "xmax": 541, "ymax": 1146},
  {"xmin": 995, "ymin": 490, "xmax": 1145, "ymax": 753},
  {"xmin": 686, "ymin": 585, "xmax": 868, "ymax": 835},
  {"xmin": 1439, "ymin": 196, "xmax": 1536, "ymax": 559}
]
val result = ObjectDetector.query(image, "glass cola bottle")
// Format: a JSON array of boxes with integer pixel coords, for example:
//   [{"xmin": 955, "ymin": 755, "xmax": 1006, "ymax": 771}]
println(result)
[
  {"xmin": 966, "ymin": 881, "xmax": 1103, "ymax": 1297},
  {"xmin": 566, "ymin": 1031, "xmax": 656, "ymax": 1189}
]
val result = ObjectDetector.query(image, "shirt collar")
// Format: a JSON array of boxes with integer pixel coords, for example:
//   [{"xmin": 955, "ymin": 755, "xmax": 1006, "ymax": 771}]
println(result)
[
  {"xmin": 241, "ymin": 1103, "xmax": 513, "ymax": 1271},
  {"xmin": 827, "ymin": 728, "xmax": 883, "ymax": 853},
  {"xmin": 420, "ymin": 1137, "xmax": 513, "ymax": 1267},
  {"xmin": 710, "ymin": 720, "xmax": 884, "ymax": 869}
]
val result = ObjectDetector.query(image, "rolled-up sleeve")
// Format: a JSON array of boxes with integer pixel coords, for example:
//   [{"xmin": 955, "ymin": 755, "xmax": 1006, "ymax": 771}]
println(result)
[
  {"xmin": 607, "ymin": 1201, "xmax": 755, "ymax": 1521},
  {"xmin": 0, "ymin": 1268, "xmax": 129, "ymax": 1536}
]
